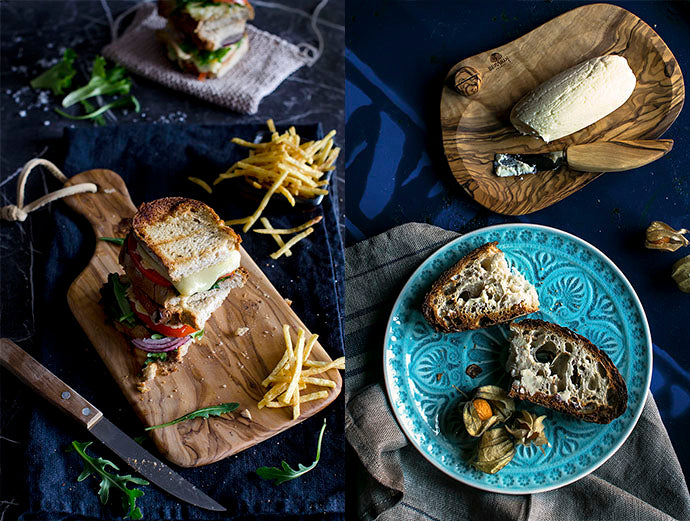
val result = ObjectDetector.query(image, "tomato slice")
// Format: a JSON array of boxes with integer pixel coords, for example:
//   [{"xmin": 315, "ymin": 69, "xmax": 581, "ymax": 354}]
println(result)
[
  {"xmin": 128, "ymin": 234, "xmax": 173, "ymax": 287},
  {"xmin": 132, "ymin": 306, "xmax": 198, "ymax": 337}
]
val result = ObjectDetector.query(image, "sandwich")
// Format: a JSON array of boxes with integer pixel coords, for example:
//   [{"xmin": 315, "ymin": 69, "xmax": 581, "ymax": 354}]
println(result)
[
  {"xmin": 101, "ymin": 197, "xmax": 247, "ymax": 392},
  {"xmin": 506, "ymin": 319, "xmax": 627, "ymax": 424},
  {"xmin": 422, "ymin": 242, "xmax": 539, "ymax": 332},
  {"xmin": 157, "ymin": 0, "xmax": 254, "ymax": 79}
]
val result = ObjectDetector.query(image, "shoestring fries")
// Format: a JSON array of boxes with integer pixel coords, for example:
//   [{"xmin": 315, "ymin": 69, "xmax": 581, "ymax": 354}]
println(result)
[
  {"xmin": 217, "ymin": 119, "xmax": 339, "ymax": 232},
  {"xmin": 254, "ymin": 216, "xmax": 321, "ymax": 260},
  {"xmin": 259, "ymin": 324, "xmax": 345, "ymax": 420},
  {"xmin": 259, "ymin": 217, "xmax": 292, "ymax": 257}
]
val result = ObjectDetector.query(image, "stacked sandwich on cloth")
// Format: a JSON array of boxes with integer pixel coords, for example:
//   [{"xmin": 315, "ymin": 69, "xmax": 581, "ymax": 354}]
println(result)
[
  {"xmin": 102, "ymin": 197, "xmax": 247, "ymax": 392},
  {"xmin": 102, "ymin": 2, "xmax": 312, "ymax": 113},
  {"xmin": 157, "ymin": 0, "xmax": 254, "ymax": 79}
]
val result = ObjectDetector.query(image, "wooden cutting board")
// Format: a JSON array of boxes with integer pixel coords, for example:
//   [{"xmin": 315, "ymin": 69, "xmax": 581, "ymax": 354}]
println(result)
[
  {"xmin": 63, "ymin": 169, "xmax": 342, "ymax": 467},
  {"xmin": 440, "ymin": 3, "xmax": 685, "ymax": 215}
]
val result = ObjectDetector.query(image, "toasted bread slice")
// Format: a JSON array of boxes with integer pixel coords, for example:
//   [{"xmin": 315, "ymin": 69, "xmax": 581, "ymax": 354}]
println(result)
[
  {"xmin": 507, "ymin": 319, "xmax": 628, "ymax": 424},
  {"xmin": 422, "ymin": 242, "xmax": 539, "ymax": 332},
  {"xmin": 159, "ymin": 0, "xmax": 254, "ymax": 51},
  {"xmin": 132, "ymin": 197, "xmax": 241, "ymax": 281},
  {"xmin": 159, "ymin": 268, "xmax": 247, "ymax": 329}
]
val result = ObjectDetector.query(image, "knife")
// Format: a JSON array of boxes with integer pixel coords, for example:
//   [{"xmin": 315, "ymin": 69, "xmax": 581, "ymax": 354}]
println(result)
[
  {"xmin": 494, "ymin": 139, "xmax": 674, "ymax": 177},
  {"xmin": 0, "ymin": 338, "xmax": 225, "ymax": 512}
]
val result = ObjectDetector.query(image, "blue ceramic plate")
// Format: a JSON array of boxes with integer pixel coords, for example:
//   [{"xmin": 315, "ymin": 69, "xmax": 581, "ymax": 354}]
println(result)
[{"xmin": 383, "ymin": 224, "xmax": 652, "ymax": 494}]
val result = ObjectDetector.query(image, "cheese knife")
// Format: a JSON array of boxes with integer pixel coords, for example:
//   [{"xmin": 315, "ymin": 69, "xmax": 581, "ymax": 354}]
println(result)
[
  {"xmin": 494, "ymin": 139, "xmax": 673, "ymax": 177},
  {"xmin": 0, "ymin": 338, "xmax": 225, "ymax": 512}
]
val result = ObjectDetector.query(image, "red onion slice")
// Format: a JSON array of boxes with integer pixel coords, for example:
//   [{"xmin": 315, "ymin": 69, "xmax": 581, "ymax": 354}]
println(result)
[
  {"xmin": 131, "ymin": 336, "xmax": 190, "ymax": 352},
  {"xmin": 222, "ymin": 34, "xmax": 244, "ymax": 47}
]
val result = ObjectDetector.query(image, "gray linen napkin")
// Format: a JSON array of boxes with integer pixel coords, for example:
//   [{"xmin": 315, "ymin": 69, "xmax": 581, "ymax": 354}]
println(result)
[
  {"xmin": 103, "ymin": 3, "xmax": 310, "ymax": 114},
  {"xmin": 345, "ymin": 222, "xmax": 690, "ymax": 521}
]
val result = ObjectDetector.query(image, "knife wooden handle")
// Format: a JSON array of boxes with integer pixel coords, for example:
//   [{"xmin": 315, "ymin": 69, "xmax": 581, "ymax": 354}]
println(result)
[
  {"xmin": 0, "ymin": 338, "xmax": 103, "ymax": 429},
  {"xmin": 566, "ymin": 139, "xmax": 674, "ymax": 172}
]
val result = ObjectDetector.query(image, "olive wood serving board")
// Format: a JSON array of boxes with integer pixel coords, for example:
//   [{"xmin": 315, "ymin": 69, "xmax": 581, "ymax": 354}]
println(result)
[
  {"xmin": 440, "ymin": 3, "xmax": 685, "ymax": 215},
  {"xmin": 63, "ymin": 169, "xmax": 342, "ymax": 467}
]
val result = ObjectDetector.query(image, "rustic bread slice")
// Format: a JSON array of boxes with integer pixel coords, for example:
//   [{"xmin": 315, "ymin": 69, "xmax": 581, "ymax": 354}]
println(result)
[
  {"xmin": 155, "ymin": 268, "xmax": 247, "ymax": 330},
  {"xmin": 507, "ymin": 319, "xmax": 627, "ymax": 424},
  {"xmin": 422, "ymin": 242, "xmax": 539, "ymax": 332},
  {"xmin": 132, "ymin": 197, "xmax": 241, "ymax": 281}
]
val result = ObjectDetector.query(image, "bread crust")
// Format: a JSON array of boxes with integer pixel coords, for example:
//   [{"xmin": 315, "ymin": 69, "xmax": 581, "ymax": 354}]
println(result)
[
  {"xmin": 508, "ymin": 319, "xmax": 628, "ymax": 424},
  {"xmin": 132, "ymin": 197, "xmax": 241, "ymax": 276},
  {"xmin": 422, "ymin": 242, "xmax": 539, "ymax": 332}
]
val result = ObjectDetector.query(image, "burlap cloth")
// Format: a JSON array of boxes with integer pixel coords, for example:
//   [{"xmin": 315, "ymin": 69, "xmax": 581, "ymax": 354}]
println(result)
[
  {"xmin": 345, "ymin": 222, "xmax": 690, "ymax": 521},
  {"xmin": 103, "ymin": 3, "xmax": 311, "ymax": 114}
]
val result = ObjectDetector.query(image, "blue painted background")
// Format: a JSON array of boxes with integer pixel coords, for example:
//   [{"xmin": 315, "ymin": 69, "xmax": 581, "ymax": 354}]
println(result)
[{"xmin": 345, "ymin": 0, "xmax": 690, "ymax": 477}]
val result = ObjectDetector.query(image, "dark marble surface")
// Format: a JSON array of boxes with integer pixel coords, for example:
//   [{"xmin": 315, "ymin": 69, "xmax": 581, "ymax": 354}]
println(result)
[{"xmin": 0, "ymin": 1, "xmax": 343, "ymax": 519}]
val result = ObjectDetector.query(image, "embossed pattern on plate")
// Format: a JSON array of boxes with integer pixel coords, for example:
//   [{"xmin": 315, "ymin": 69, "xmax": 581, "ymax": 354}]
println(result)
[{"xmin": 383, "ymin": 224, "xmax": 652, "ymax": 494}]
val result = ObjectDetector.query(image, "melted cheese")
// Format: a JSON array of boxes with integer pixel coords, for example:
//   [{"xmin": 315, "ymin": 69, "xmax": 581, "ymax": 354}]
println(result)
[
  {"xmin": 173, "ymin": 251, "xmax": 241, "ymax": 296},
  {"xmin": 136, "ymin": 244, "xmax": 241, "ymax": 296}
]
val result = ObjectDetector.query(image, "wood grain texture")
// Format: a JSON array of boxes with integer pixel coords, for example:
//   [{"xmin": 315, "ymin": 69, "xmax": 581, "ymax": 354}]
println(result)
[
  {"xmin": 62, "ymin": 169, "xmax": 342, "ymax": 467},
  {"xmin": 440, "ymin": 3, "xmax": 685, "ymax": 215},
  {"xmin": 566, "ymin": 139, "xmax": 673, "ymax": 172}
]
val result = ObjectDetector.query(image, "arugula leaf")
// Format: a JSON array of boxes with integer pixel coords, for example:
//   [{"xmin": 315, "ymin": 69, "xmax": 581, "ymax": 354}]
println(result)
[
  {"xmin": 98, "ymin": 237, "xmax": 125, "ymax": 246},
  {"xmin": 100, "ymin": 273, "xmax": 136, "ymax": 327},
  {"xmin": 111, "ymin": 274, "xmax": 136, "ymax": 325},
  {"xmin": 67, "ymin": 441, "xmax": 149, "ymax": 520},
  {"xmin": 30, "ymin": 48, "xmax": 77, "ymax": 95},
  {"xmin": 55, "ymin": 95, "xmax": 140, "ymax": 121},
  {"xmin": 190, "ymin": 328, "xmax": 205, "ymax": 340},
  {"xmin": 150, "ymin": 333, "xmax": 166, "ymax": 340},
  {"xmin": 256, "ymin": 419, "xmax": 327, "ymax": 485},
  {"xmin": 142, "ymin": 352, "xmax": 168, "ymax": 369},
  {"xmin": 145, "ymin": 402, "xmax": 239, "ymax": 431},
  {"xmin": 61, "ymin": 56, "xmax": 132, "ymax": 108}
]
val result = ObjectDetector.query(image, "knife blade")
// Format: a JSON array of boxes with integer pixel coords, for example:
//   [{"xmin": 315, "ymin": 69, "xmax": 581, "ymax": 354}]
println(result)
[
  {"xmin": 0, "ymin": 338, "xmax": 225, "ymax": 512},
  {"xmin": 494, "ymin": 139, "xmax": 673, "ymax": 177}
]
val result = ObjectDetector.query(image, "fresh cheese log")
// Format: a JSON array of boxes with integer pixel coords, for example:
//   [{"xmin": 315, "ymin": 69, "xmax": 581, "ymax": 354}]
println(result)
[{"xmin": 510, "ymin": 55, "xmax": 636, "ymax": 143}]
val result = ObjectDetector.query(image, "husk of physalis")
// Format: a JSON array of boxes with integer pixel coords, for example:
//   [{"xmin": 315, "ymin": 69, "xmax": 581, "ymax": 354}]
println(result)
[
  {"xmin": 461, "ymin": 385, "xmax": 515, "ymax": 437},
  {"xmin": 470, "ymin": 426, "xmax": 516, "ymax": 474},
  {"xmin": 645, "ymin": 221, "xmax": 689, "ymax": 252},
  {"xmin": 505, "ymin": 410, "xmax": 550, "ymax": 454},
  {"xmin": 672, "ymin": 255, "xmax": 690, "ymax": 293}
]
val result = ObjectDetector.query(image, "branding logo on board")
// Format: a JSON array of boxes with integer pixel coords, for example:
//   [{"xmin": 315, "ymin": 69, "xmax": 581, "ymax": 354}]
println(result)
[{"xmin": 488, "ymin": 53, "xmax": 511, "ymax": 71}]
